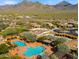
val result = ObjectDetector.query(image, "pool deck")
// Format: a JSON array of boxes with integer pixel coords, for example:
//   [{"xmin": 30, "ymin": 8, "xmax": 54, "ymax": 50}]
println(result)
[{"xmin": 9, "ymin": 40, "xmax": 53, "ymax": 59}]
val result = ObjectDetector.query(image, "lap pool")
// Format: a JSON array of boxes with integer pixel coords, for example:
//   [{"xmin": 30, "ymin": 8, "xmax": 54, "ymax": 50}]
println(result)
[{"xmin": 23, "ymin": 46, "xmax": 45, "ymax": 57}]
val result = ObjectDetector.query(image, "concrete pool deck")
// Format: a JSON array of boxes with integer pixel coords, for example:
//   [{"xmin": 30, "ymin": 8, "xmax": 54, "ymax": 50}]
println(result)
[{"xmin": 9, "ymin": 40, "xmax": 53, "ymax": 59}]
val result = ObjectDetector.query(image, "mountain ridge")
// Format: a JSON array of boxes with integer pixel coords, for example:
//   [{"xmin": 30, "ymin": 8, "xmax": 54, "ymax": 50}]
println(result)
[{"xmin": 0, "ymin": 1, "xmax": 77, "ymax": 14}]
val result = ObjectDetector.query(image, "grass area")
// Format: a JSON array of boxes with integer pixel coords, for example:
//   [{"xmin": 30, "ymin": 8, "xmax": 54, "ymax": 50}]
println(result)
[
  {"xmin": 0, "ymin": 10, "xmax": 77, "ymax": 20},
  {"xmin": 0, "ymin": 55, "xmax": 22, "ymax": 59}
]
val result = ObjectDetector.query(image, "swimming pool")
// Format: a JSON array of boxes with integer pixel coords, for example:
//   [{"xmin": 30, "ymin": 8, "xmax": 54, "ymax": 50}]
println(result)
[
  {"xmin": 23, "ymin": 46, "xmax": 45, "ymax": 57},
  {"xmin": 13, "ymin": 41, "xmax": 26, "ymax": 46}
]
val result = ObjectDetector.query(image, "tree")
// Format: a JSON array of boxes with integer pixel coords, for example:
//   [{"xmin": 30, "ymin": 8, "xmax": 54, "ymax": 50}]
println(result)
[
  {"xmin": 37, "ymin": 36, "xmax": 47, "ymax": 41},
  {"xmin": 49, "ymin": 54, "xmax": 59, "ymax": 59},
  {"xmin": 21, "ymin": 32, "xmax": 37, "ymax": 42},
  {"xmin": 37, "ymin": 35, "xmax": 55, "ymax": 41},
  {"xmin": 0, "ymin": 22, "xmax": 9, "ymax": 31},
  {"xmin": 2, "ymin": 27, "xmax": 26, "ymax": 36},
  {"xmin": 52, "ymin": 38, "xmax": 71, "ymax": 46},
  {"xmin": 0, "ymin": 44, "xmax": 9, "ymax": 54},
  {"xmin": 72, "ymin": 53, "xmax": 78, "ymax": 59},
  {"xmin": 57, "ymin": 44, "xmax": 70, "ymax": 54},
  {"xmin": 0, "ymin": 55, "xmax": 22, "ymax": 59}
]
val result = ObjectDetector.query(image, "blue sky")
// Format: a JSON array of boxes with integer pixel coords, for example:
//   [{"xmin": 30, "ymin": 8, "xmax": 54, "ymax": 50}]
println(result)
[{"xmin": 0, "ymin": 0, "xmax": 78, "ymax": 5}]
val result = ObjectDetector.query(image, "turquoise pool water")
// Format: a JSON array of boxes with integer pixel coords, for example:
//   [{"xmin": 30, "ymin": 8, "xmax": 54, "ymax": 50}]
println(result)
[
  {"xmin": 23, "ymin": 46, "xmax": 45, "ymax": 57},
  {"xmin": 13, "ymin": 41, "xmax": 26, "ymax": 46}
]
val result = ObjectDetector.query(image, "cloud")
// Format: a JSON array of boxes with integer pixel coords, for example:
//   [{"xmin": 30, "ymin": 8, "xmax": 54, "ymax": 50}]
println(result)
[
  {"xmin": 3, "ymin": 0, "xmax": 17, "ymax": 5},
  {"xmin": 0, "ymin": 0, "xmax": 22, "ymax": 5},
  {"xmin": 43, "ymin": 0, "xmax": 63, "ymax": 5}
]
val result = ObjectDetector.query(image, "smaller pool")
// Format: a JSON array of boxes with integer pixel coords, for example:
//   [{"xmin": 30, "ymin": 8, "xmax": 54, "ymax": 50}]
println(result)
[
  {"xmin": 23, "ymin": 46, "xmax": 45, "ymax": 57},
  {"xmin": 13, "ymin": 41, "xmax": 26, "ymax": 46}
]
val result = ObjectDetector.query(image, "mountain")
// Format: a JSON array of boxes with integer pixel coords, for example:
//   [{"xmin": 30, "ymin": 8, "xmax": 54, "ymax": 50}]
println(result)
[
  {"xmin": 54, "ymin": 1, "xmax": 77, "ymax": 10},
  {"xmin": 0, "ymin": 1, "xmax": 77, "ymax": 14},
  {"xmin": 0, "ymin": 1, "xmax": 56, "ymax": 14},
  {"xmin": 56, "ymin": 1, "xmax": 71, "ymax": 6}
]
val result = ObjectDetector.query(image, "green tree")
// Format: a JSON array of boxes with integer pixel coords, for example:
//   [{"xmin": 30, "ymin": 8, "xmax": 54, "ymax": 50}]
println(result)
[
  {"xmin": 49, "ymin": 54, "xmax": 59, "ymax": 59},
  {"xmin": 0, "ymin": 22, "xmax": 9, "ymax": 31},
  {"xmin": 0, "ymin": 44, "xmax": 9, "ymax": 54},
  {"xmin": 21, "ymin": 32, "xmax": 37, "ymax": 42},
  {"xmin": 37, "ymin": 36, "xmax": 47, "ymax": 41},
  {"xmin": 72, "ymin": 53, "xmax": 78, "ymax": 59},
  {"xmin": 2, "ymin": 27, "xmax": 26, "ymax": 36},
  {"xmin": 53, "ymin": 38, "xmax": 71, "ymax": 46},
  {"xmin": 0, "ymin": 55, "xmax": 21, "ymax": 59},
  {"xmin": 57, "ymin": 44, "xmax": 70, "ymax": 54}
]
